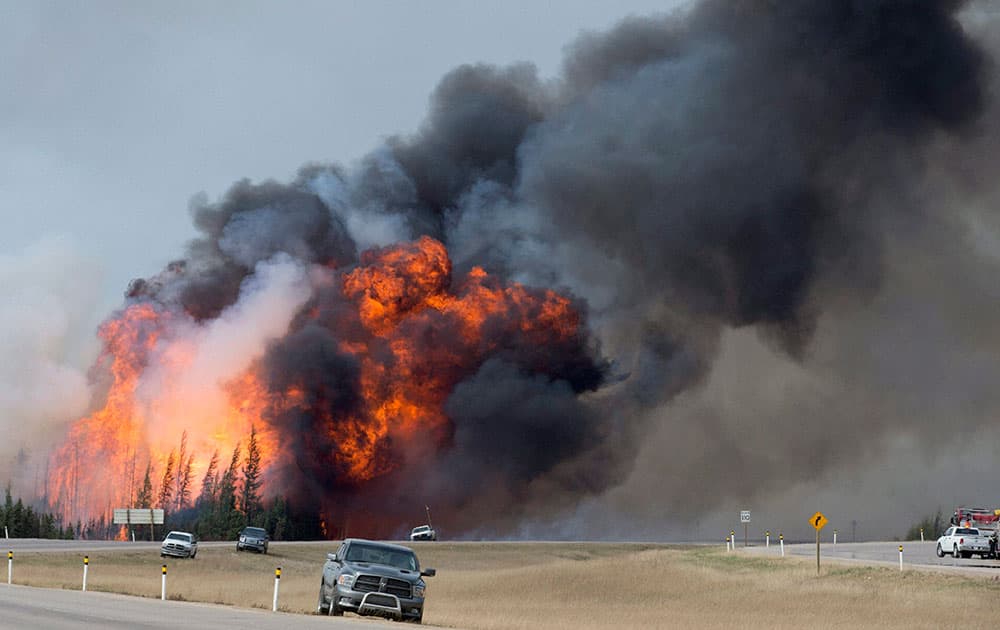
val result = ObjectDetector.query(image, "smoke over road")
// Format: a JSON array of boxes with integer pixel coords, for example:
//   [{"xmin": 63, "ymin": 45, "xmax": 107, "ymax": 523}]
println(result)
[{"xmin": 46, "ymin": 0, "xmax": 1000, "ymax": 538}]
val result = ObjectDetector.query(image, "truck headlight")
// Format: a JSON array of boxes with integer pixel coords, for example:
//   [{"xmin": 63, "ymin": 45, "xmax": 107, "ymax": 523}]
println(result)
[
  {"xmin": 239, "ymin": 536, "xmax": 246, "ymax": 542},
  {"xmin": 337, "ymin": 574, "xmax": 356, "ymax": 588},
  {"xmin": 414, "ymin": 581, "xmax": 425, "ymax": 598}
]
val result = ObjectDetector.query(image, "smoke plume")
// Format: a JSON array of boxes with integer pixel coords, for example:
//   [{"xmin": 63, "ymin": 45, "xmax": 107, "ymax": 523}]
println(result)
[{"xmin": 49, "ymin": 0, "xmax": 1000, "ymax": 538}]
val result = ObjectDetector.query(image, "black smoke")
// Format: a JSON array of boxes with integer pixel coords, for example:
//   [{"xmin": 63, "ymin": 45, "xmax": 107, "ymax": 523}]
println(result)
[{"xmin": 120, "ymin": 0, "xmax": 995, "ymax": 537}]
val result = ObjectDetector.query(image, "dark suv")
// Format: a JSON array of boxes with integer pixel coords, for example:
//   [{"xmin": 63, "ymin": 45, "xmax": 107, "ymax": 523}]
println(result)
[
  {"xmin": 318, "ymin": 538, "xmax": 435, "ymax": 623},
  {"xmin": 236, "ymin": 526, "xmax": 269, "ymax": 554}
]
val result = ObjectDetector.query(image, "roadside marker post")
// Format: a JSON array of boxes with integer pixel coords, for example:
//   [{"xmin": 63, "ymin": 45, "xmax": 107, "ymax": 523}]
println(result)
[
  {"xmin": 273, "ymin": 567, "xmax": 281, "ymax": 612},
  {"xmin": 899, "ymin": 545, "xmax": 903, "ymax": 571},
  {"xmin": 7, "ymin": 551, "xmax": 11, "ymax": 585},
  {"xmin": 161, "ymin": 564, "xmax": 167, "ymax": 601},
  {"xmin": 920, "ymin": 528, "xmax": 924, "ymax": 542},
  {"xmin": 725, "ymin": 536, "xmax": 731, "ymax": 552},
  {"xmin": 833, "ymin": 529, "xmax": 837, "ymax": 546},
  {"xmin": 730, "ymin": 530, "xmax": 735, "ymax": 552},
  {"xmin": 82, "ymin": 556, "xmax": 89, "ymax": 592},
  {"xmin": 809, "ymin": 512, "xmax": 829, "ymax": 575},
  {"xmin": 3, "ymin": 527, "xmax": 7, "ymax": 539},
  {"xmin": 766, "ymin": 531, "xmax": 770, "ymax": 548},
  {"xmin": 779, "ymin": 534, "xmax": 784, "ymax": 557}
]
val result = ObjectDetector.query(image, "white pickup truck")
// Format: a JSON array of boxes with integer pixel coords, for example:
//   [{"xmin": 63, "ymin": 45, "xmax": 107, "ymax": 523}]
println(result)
[{"xmin": 936, "ymin": 526, "xmax": 991, "ymax": 559}]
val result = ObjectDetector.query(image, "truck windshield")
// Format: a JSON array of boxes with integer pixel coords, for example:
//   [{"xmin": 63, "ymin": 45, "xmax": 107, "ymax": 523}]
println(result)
[
  {"xmin": 345, "ymin": 543, "xmax": 418, "ymax": 570},
  {"xmin": 956, "ymin": 528, "xmax": 979, "ymax": 535}
]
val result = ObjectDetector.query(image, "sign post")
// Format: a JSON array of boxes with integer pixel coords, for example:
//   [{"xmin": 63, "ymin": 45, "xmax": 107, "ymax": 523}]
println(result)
[
  {"xmin": 809, "ymin": 511, "xmax": 828, "ymax": 575},
  {"xmin": 740, "ymin": 510, "xmax": 751, "ymax": 547}
]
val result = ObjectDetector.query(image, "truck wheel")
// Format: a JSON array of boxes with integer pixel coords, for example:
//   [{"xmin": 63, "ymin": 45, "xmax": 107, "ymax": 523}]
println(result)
[
  {"xmin": 936, "ymin": 544, "xmax": 944, "ymax": 558},
  {"xmin": 954, "ymin": 544, "xmax": 960, "ymax": 558},
  {"xmin": 317, "ymin": 581, "xmax": 330, "ymax": 615},
  {"xmin": 330, "ymin": 600, "xmax": 343, "ymax": 617}
]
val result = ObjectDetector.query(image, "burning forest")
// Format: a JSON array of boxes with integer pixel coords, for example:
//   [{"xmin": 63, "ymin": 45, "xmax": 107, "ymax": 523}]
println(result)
[{"xmin": 41, "ymin": 0, "xmax": 1000, "ymax": 539}]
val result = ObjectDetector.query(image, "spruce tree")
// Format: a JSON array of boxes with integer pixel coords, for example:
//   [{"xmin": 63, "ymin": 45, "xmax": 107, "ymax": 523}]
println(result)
[
  {"xmin": 240, "ymin": 425, "xmax": 263, "ymax": 525},
  {"xmin": 136, "ymin": 462, "xmax": 153, "ymax": 507},
  {"xmin": 158, "ymin": 451, "xmax": 175, "ymax": 514},
  {"xmin": 197, "ymin": 450, "xmax": 220, "ymax": 508},
  {"xmin": 174, "ymin": 431, "xmax": 193, "ymax": 512}
]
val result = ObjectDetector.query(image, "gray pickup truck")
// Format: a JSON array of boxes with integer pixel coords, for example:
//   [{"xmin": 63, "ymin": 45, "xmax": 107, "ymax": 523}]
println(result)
[{"xmin": 318, "ymin": 538, "xmax": 435, "ymax": 623}]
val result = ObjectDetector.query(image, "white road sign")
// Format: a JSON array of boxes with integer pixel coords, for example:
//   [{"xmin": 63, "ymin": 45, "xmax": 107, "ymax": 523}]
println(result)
[{"xmin": 740, "ymin": 510, "xmax": 751, "ymax": 523}]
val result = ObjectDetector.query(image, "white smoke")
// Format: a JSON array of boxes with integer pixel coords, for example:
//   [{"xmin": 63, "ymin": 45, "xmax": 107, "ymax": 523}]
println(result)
[{"xmin": 0, "ymin": 236, "xmax": 101, "ymax": 496}]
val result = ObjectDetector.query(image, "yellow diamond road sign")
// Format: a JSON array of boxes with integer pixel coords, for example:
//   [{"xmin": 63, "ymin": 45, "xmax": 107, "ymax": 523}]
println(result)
[{"xmin": 809, "ymin": 511, "xmax": 828, "ymax": 531}]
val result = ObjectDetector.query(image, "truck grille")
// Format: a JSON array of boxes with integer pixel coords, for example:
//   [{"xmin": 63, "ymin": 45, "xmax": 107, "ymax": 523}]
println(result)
[{"xmin": 354, "ymin": 574, "xmax": 412, "ymax": 598}]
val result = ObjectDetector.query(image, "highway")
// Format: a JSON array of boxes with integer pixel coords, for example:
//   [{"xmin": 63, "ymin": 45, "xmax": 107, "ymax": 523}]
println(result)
[
  {"xmin": 744, "ymin": 540, "xmax": 1000, "ymax": 576},
  {"xmin": 0, "ymin": 584, "xmax": 387, "ymax": 630}
]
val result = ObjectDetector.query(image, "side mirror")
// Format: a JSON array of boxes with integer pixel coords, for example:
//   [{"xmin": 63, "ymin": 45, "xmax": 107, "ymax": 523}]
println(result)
[
  {"xmin": 327, "ymin": 552, "xmax": 338, "ymax": 562},
  {"xmin": 420, "ymin": 568, "xmax": 436, "ymax": 577}
]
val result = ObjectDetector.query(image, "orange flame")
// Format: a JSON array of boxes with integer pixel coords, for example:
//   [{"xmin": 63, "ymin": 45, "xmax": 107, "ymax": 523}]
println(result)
[{"xmin": 49, "ymin": 236, "xmax": 585, "ymax": 529}]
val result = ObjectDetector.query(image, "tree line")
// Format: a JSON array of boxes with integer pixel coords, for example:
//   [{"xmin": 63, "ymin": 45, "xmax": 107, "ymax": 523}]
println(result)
[
  {"xmin": 1, "ymin": 487, "xmax": 73, "ymax": 539},
  {"xmin": 130, "ymin": 425, "xmax": 319, "ymax": 541}
]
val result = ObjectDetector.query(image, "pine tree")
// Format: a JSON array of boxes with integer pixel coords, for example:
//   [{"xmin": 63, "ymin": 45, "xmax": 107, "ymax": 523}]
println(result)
[
  {"xmin": 240, "ymin": 425, "xmax": 263, "ymax": 524},
  {"xmin": 214, "ymin": 443, "xmax": 244, "ymax": 539},
  {"xmin": 136, "ymin": 462, "xmax": 153, "ymax": 508},
  {"xmin": 158, "ymin": 451, "xmax": 175, "ymax": 514},
  {"xmin": 173, "ymin": 431, "xmax": 195, "ymax": 512},
  {"xmin": 197, "ymin": 450, "xmax": 220, "ymax": 508}
]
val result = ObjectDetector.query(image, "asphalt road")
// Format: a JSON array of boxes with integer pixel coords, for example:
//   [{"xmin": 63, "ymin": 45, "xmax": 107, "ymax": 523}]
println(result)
[
  {"xmin": 0, "ymin": 583, "xmax": 390, "ymax": 630},
  {"xmin": 744, "ymin": 540, "xmax": 1000, "ymax": 576},
  {"xmin": 0, "ymin": 538, "xmax": 232, "ymax": 553}
]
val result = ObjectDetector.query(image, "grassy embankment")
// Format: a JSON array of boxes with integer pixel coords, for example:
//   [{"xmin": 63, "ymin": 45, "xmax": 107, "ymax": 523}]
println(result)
[{"xmin": 8, "ymin": 541, "xmax": 1000, "ymax": 628}]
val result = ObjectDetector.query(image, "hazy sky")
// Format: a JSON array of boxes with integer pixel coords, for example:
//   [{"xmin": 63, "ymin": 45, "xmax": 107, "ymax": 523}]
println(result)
[{"xmin": 2, "ymin": 0, "xmax": 683, "ymax": 323}]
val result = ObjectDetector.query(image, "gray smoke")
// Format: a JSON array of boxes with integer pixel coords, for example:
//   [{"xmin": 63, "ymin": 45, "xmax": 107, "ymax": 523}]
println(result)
[{"xmin": 114, "ymin": 0, "xmax": 1000, "ymax": 538}]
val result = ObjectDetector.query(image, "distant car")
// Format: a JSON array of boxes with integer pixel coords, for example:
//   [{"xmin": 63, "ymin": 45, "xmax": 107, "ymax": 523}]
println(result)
[
  {"xmin": 318, "ymin": 538, "xmax": 435, "ymax": 623},
  {"xmin": 409, "ymin": 525, "xmax": 437, "ymax": 541},
  {"xmin": 237, "ymin": 526, "xmax": 270, "ymax": 554},
  {"xmin": 161, "ymin": 531, "xmax": 197, "ymax": 559},
  {"xmin": 936, "ymin": 526, "xmax": 991, "ymax": 559}
]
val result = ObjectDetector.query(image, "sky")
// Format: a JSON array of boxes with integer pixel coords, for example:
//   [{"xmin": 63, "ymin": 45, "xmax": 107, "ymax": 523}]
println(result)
[{"xmin": 1, "ymin": 0, "xmax": 682, "ymax": 324}]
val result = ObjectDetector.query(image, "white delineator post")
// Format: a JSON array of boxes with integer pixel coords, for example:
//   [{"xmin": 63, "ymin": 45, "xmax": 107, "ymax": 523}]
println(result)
[
  {"xmin": 726, "ymin": 536, "xmax": 731, "ymax": 552},
  {"xmin": 833, "ymin": 529, "xmax": 837, "ymax": 546},
  {"xmin": 273, "ymin": 567, "xmax": 281, "ymax": 612},
  {"xmin": 920, "ymin": 528, "xmax": 925, "ymax": 542},
  {"xmin": 766, "ymin": 531, "xmax": 770, "ymax": 548},
  {"xmin": 3, "ymin": 527, "xmax": 7, "ymax": 539},
  {"xmin": 779, "ymin": 534, "xmax": 785, "ymax": 557},
  {"xmin": 898, "ymin": 545, "xmax": 903, "ymax": 571},
  {"xmin": 82, "ymin": 556, "xmax": 89, "ymax": 592},
  {"xmin": 7, "ymin": 551, "xmax": 11, "ymax": 585},
  {"xmin": 161, "ymin": 564, "xmax": 167, "ymax": 601}
]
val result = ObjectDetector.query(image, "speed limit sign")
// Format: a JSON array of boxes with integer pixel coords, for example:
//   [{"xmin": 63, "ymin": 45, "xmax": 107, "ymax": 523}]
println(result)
[{"xmin": 740, "ymin": 510, "xmax": 751, "ymax": 523}]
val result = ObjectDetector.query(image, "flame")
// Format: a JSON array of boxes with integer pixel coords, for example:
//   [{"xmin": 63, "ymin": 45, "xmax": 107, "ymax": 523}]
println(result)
[{"xmin": 48, "ymin": 236, "xmax": 586, "ymax": 529}]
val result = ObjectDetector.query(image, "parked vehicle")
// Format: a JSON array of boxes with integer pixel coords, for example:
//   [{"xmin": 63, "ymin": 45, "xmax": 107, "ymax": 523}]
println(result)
[
  {"xmin": 161, "ymin": 531, "xmax": 198, "ymax": 559},
  {"xmin": 318, "ymin": 538, "xmax": 435, "ymax": 623},
  {"xmin": 950, "ymin": 506, "xmax": 1000, "ymax": 558},
  {"xmin": 237, "ymin": 526, "xmax": 270, "ymax": 553},
  {"xmin": 936, "ymin": 526, "xmax": 991, "ymax": 559},
  {"xmin": 409, "ymin": 525, "xmax": 437, "ymax": 541}
]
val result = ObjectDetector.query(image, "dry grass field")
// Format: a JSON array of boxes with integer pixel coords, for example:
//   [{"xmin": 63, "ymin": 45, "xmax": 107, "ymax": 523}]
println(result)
[{"xmin": 8, "ymin": 541, "xmax": 1000, "ymax": 629}]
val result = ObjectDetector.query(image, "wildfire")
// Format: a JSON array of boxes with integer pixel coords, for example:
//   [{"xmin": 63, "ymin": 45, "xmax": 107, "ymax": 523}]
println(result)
[{"xmin": 49, "ymin": 236, "xmax": 588, "ymax": 529}]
